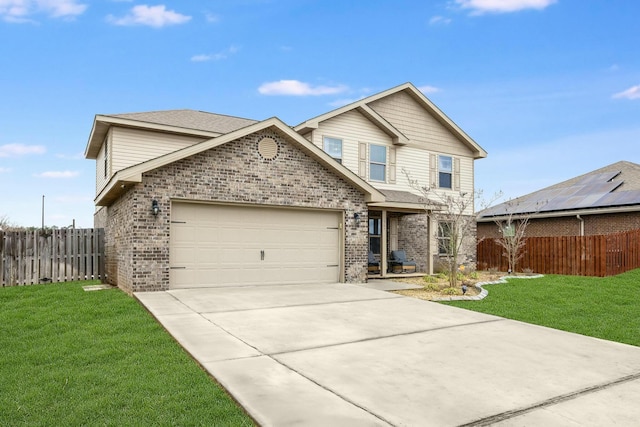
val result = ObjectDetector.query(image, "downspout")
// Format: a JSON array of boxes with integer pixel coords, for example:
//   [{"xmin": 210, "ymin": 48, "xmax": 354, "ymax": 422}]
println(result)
[{"xmin": 576, "ymin": 214, "xmax": 584, "ymax": 236}]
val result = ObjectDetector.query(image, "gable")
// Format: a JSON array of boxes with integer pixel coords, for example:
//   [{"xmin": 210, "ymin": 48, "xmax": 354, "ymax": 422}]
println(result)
[
  {"xmin": 368, "ymin": 91, "xmax": 474, "ymax": 157},
  {"xmin": 94, "ymin": 118, "xmax": 384, "ymax": 206},
  {"xmin": 294, "ymin": 83, "xmax": 487, "ymax": 159}
]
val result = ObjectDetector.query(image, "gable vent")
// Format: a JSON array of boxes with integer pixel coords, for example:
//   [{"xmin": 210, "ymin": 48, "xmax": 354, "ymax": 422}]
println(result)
[{"xmin": 258, "ymin": 137, "xmax": 279, "ymax": 160}]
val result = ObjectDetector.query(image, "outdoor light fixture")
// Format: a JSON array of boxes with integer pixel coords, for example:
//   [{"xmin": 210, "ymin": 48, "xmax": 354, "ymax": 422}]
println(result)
[
  {"xmin": 353, "ymin": 212, "xmax": 360, "ymax": 222},
  {"xmin": 152, "ymin": 200, "xmax": 160, "ymax": 216}
]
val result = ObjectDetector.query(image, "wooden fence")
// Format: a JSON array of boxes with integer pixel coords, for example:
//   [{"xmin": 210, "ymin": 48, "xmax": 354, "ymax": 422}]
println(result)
[
  {"xmin": 0, "ymin": 228, "xmax": 104, "ymax": 287},
  {"xmin": 477, "ymin": 229, "xmax": 640, "ymax": 277}
]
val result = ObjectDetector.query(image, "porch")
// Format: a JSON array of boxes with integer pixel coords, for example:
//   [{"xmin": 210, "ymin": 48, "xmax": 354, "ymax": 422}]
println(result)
[{"xmin": 366, "ymin": 190, "xmax": 434, "ymax": 279}]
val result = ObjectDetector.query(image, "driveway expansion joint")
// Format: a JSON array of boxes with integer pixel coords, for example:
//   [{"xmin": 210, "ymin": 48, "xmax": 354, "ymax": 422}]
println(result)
[
  {"xmin": 459, "ymin": 371, "xmax": 640, "ymax": 427},
  {"xmin": 196, "ymin": 294, "xmax": 403, "ymax": 315},
  {"xmin": 268, "ymin": 318, "xmax": 506, "ymax": 357}
]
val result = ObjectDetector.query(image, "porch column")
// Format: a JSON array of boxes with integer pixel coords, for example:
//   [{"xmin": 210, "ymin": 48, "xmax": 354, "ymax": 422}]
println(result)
[
  {"xmin": 427, "ymin": 213, "xmax": 435, "ymax": 275},
  {"xmin": 381, "ymin": 209, "xmax": 388, "ymax": 275}
]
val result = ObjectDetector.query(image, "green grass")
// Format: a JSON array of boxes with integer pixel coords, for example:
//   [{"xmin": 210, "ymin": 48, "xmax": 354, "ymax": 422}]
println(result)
[
  {"xmin": 444, "ymin": 269, "xmax": 640, "ymax": 347},
  {"xmin": 0, "ymin": 281, "xmax": 253, "ymax": 426}
]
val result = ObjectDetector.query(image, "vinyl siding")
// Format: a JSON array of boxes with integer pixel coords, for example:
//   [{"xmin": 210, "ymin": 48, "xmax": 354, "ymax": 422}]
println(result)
[
  {"xmin": 111, "ymin": 127, "xmax": 205, "ymax": 172},
  {"xmin": 310, "ymin": 105, "xmax": 475, "ymax": 206},
  {"xmin": 311, "ymin": 109, "xmax": 393, "ymax": 178},
  {"xmin": 369, "ymin": 91, "xmax": 474, "ymax": 157},
  {"xmin": 95, "ymin": 130, "xmax": 111, "ymax": 193}
]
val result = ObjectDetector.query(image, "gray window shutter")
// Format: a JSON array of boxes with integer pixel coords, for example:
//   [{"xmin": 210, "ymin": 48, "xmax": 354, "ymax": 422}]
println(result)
[
  {"xmin": 430, "ymin": 154, "xmax": 437, "ymax": 188},
  {"xmin": 389, "ymin": 147, "xmax": 396, "ymax": 184},
  {"xmin": 454, "ymin": 157, "xmax": 461, "ymax": 191},
  {"xmin": 359, "ymin": 142, "xmax": 367, "ymax": 179}
]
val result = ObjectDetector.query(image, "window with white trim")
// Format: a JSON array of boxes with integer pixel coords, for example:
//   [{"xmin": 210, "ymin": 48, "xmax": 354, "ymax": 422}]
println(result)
[
  {"xmin": 323, "ymin": 136, "xmax": 342, "ymax": 164},
  {"xmin": 369, "ymin": 144, "xmax": 386, "ymax": 182},
  {"xmin": 438, "ymin": 221, "xmax": 453, "ymax": 255},
  {"xmin": 438, "ymin": 155, "xmax": 452, "ymax": 189}
]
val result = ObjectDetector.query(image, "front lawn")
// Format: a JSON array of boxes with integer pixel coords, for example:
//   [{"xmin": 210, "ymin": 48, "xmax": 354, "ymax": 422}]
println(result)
[
  {"xmin": 443, "ymin": 269, "xmax": 640, "ymax": 347},
  {"xmin": 0, "ymin": 281, "xmax": 253, "ymax": 426}
]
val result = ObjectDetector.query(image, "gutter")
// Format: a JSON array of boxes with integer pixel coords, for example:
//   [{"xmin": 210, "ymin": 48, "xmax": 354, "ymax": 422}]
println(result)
[{"xmin": 576, "ymin": 214, "xmax": 584, "ymax": 236}]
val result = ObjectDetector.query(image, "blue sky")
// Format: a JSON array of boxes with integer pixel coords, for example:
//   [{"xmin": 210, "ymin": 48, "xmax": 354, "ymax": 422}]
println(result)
[{"xmin": 1, "ymin": 0, "xmax": 638, "ymax": 227}]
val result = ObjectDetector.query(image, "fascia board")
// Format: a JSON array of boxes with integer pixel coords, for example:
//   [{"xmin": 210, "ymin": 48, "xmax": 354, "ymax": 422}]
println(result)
[
  {"xmin": 356, "ymin": 105, "xmax": 410, "ymax": 145},
  {"xmin": 84, "ymin": 115, "xmax": 223, "ymax": 160},
  {"xmin": 477, "ymin": 205, "xmax": 640, "ymax": 222},
  {"xmin": 95, "ymin": 117, "xmax": 385, "ymax": 205}
]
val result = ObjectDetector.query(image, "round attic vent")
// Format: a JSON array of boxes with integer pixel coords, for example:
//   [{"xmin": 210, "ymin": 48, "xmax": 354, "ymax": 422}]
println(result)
[{"xmin": 258, "ymin": 137, "xmax": 278, "ymax": 160}]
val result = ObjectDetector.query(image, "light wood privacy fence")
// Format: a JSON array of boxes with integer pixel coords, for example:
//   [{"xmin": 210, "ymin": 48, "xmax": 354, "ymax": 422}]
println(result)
[
  {"xmin": 477, "ymin": 229, "xmax": 640, "ymax": 277},
  {"xmin": 0, "ymin": 229, "xmax": 104, "ymax": 287}
]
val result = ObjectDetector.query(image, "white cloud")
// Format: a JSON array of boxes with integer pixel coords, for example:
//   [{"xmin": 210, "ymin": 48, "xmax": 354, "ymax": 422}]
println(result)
[
  {"xmin": 429, "ymin": 15, "xmax": 451, "ymax": 25},
  {"xmin": 258, "ymin": 80, "xmax": 348, "ymax": 96},
  {"xmin": 418, "ymin": 85, "xmax": 440, "ymax": 94},
  {"xmin": 612, "ymin": 85, "xmax": 640, "ymax": 100},
  {"xmin": 0, "ymin": 167, "xmax": 11, "ymax": 173},
  {"xmin": 191, "ymin": 45, "xmax": 239, "ymax": 62},
  {"xmin": 0, "ymin": 0, "xmax": 87, "ymax": 22},
  {"xmin": 34, "ymin": 170, "xmax": 80, "ymax": 178},
  {"xmin": 0, "ymin": 143, "xmax": 46, "ymax": 157},
  {"xmin": 107, "ymin": 4, "xmax": 191, "ymax": 28},
  {"xmin": 455, "ymin": 0, "xmax": 557, "ymax": 14}
]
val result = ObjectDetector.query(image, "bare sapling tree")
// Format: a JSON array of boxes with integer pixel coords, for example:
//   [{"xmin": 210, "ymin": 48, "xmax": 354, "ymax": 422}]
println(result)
[
  {"xmin": 404, "ymin": 169, "xmax": 488, "ymax": 288},
  {"xmin": 492, "ymin": 199, "xmax": 541, "ymax": 274}
]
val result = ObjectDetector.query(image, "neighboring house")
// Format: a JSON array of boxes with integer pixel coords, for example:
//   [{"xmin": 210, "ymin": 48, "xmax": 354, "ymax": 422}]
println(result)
[
  {"xmin": 477, "ymin": 161, "xmax": 640, "ymax": 240},
  {"xmin": 84, "ymin": 83, "xmax": 487, "ymax": 292}
]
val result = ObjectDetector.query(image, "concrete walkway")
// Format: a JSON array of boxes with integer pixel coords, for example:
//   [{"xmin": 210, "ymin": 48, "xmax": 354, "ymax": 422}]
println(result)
[{"xmin": 135, "ymin": 283, "xmax": 640, "ymax": 426}]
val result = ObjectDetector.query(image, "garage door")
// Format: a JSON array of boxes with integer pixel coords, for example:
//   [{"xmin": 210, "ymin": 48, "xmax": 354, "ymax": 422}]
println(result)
[{"xmin": 170, "ymin": 202, "xmax": 342, "ymax": 289}]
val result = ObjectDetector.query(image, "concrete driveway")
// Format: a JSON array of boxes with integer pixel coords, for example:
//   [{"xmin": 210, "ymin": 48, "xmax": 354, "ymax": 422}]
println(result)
[{"xmin": 135, "ymin": 283, "xmax": 640, "ymax": 426}]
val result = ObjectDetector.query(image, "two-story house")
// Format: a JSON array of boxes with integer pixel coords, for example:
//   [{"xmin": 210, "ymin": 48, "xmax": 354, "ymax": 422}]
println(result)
[{"xmin": 85, "ymin": 83, "xmax": 487, "ymax": 293}]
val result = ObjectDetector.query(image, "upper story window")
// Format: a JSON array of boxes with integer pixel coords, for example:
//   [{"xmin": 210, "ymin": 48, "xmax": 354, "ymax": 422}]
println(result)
[
  {"xmin": 438, "ymin": 155, "xmax": 452, "ymax": 189},
  {"xmin": 323, "ymin": 136, "xmax": 342, "ymax": 164},
  {"xmin": 369, "ymin": 144, "xmax": 386, "ymax": 182}
]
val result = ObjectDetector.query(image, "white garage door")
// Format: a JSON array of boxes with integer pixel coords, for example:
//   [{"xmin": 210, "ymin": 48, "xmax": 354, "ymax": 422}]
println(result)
[{"xmin": 170, "ymin": 202, "xmax": 342, "ymax": 289}]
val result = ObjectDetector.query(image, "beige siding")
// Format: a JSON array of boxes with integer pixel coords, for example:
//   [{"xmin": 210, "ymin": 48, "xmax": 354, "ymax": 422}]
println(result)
[
  {"xmin": 95, "ymin": 129, "xmax": 112, "ymax": 193},
  {"xmin": 311, "ymin": 106, "xmax": 475, "ymax": 208},
  {"xmin": 111, "ymin": 127, "xmax": 204, "ymax": 172},
  {"xmin": 312, "ymin": 109, "xmax": 393, "ymax": 177},
  {"xmin": 369, "ymin": 91, "xmax": 473, "ymax": 157}
]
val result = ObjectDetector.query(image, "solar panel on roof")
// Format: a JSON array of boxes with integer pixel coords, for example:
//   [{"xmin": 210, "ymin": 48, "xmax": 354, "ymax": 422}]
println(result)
[{"xmin": 573, "ymin": 171, "xmax": 620, "ymax": 186}]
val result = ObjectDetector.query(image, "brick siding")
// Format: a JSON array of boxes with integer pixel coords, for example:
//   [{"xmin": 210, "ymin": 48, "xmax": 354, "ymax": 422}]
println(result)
[
  {"xmin": 478, "ymin": 211, "xmax": 640, "ymax": 240},
  {"xmin": 100, "ymin": 128, "xmax": 369, "ymax": 293}
]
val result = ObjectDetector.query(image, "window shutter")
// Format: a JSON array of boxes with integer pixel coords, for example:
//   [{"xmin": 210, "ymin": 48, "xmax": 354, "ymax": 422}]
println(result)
[
  {"xmin": 358, "ymin": 142, "xmax": 367, "ymax": 179},
  {"xmin": 429, "ymin": 154, "xmax": 437, "ymax": 188},
  {"xmin": 454, "ymin": 157, "xmax": 461, "ymax": 191},
  {"xmin": 389, "ymin": 147, "xmax": 396, "ymax": 184}
]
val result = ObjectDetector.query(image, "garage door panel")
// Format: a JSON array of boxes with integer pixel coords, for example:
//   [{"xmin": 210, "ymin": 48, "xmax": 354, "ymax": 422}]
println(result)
[{"xmin": 170, "ymin": 203, "xmax": 342, "ymax": 289}]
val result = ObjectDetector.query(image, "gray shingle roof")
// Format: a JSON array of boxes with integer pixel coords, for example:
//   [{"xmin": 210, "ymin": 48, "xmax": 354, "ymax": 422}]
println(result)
[
  {"xmin": 107, "ymin": 109, "xmax": 259, "ymax": 135},
  {"xmin": 379, "ymin": 189, "xmax": 426, "ymax": 205},
  {"xmin": 479, "ymin": 161, "xmax": 640, "ymax": 218}
]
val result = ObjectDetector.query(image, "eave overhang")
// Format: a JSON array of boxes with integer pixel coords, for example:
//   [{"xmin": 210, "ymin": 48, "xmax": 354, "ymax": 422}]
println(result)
[{"xmin": 94, "ymin": 117, "xmax": 385, "ymax": 206}]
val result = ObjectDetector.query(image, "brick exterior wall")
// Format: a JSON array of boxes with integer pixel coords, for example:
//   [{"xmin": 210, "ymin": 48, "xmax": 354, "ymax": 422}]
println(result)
[
  {"xmin": 478, "ymin": 211, "xmax": 640, "ymax": 239},
  {"xmin": 432, "ymin": 216, "xmax": 477, "ymax": 273},
  {"xmin": 100, "ymin": 128, "xmax": 369, "ymax": 293},
  {"xmin": 397, "ymin": 213, "xmax": 430, "ymax": 272}
]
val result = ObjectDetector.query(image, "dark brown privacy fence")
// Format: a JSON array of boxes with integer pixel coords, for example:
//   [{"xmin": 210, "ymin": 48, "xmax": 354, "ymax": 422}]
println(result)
[
  {"xmin": 0, "ymin": 229, "xmax": 104, "ymax": 287},
  {"xmin": 477, "ymin": 229, "xmax": 640, "ymax": 277}
]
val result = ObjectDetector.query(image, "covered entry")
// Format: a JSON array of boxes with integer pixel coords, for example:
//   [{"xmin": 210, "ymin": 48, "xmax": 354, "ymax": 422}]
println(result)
[{"xmin": 170, "ymin": 202, "xmax": 343, "ymax": 288}]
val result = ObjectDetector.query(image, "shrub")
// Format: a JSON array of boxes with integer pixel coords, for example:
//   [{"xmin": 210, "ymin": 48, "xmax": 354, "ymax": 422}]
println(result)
[
  {"xmin": 423, "ymin": 275, "xmax": 437, "ymax": 283},
  {"xmin": 441, "ymin": 287, "xmax": 459, "ymax": 295}
]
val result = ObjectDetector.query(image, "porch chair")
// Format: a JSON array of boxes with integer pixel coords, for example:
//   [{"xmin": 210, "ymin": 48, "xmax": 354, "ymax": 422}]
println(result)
[
  {"xmin": 388, "ymin": 250, "xmax": 417, "ymax": 274},
  {"xmin": 368, "ymin": 251, "xmax": 381, "ymax": 274}
]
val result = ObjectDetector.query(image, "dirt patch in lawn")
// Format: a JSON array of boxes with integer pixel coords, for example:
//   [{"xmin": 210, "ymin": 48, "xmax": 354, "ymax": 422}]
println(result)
[{"xmin": 391, "ymin": 271, "xmax": 505, "ymax": 301}]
